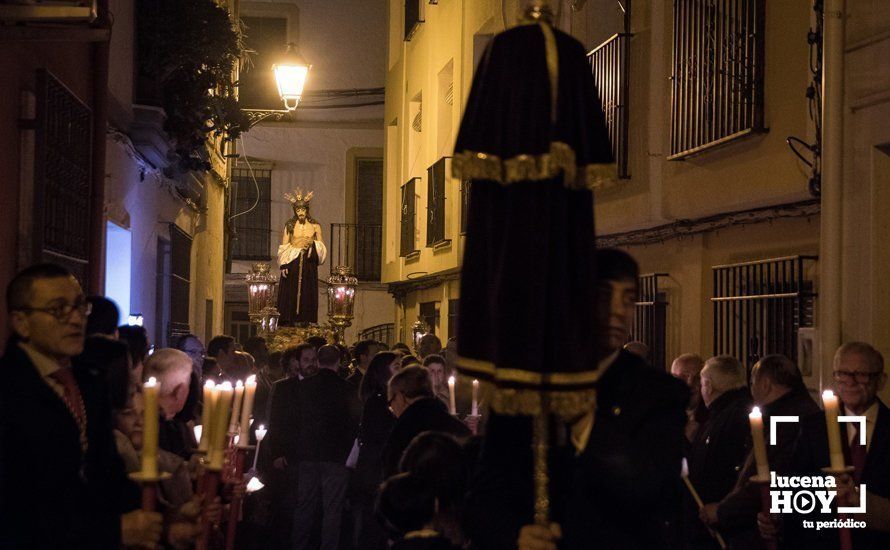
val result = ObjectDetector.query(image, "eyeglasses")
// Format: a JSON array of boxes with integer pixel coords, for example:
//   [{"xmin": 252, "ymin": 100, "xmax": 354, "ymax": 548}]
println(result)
[
  {"xmin": 833, "ymin": 370, "xmax": 881, "ymax": 384},
  {"xmin": 21, "ymin": 297, "xmax": 92, "ymax": 322}
]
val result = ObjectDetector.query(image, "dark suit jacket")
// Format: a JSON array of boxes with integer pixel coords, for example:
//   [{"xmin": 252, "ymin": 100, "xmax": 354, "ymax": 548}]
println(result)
[
  {"xmin": 267, "ymin": 375, "xmax": 300, "ymax": 464},
  {"xmin": 292, "ymin": 369, "xmax": 362, "ymax": 464},
  {"xmin": 716, "ymin": 389, "xmax": 820, "ymax": 548},
  {"xmin": 382, "ymin": 397, "xmax": 471, "ymax": 478},
  {"xmin": 686, "ymin": 386, "xmax": 753, "ymax": 546},
  {"xmin": 783, "ymin": 399, "xmax": 890, "ymax": 549},
  {"xmin": 353, "ymin": 392, "xmax": 396, "ymax": 502},
  {"xmin": 465, "ymin": 350, "xmax": 689, "ymax": 549},
  {"xmin": 0, "ymin": 343, "xmax": 138, "ymax": 548}
]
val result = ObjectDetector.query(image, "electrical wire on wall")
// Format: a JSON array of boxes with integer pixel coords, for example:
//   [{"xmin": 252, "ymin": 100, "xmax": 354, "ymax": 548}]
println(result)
[
  {"xmin": 227, "ymin": 137, "xmax": 261, "ymax": 225},
  {"xmin": 786, "ymin": 0, "xmax": 823, "ymax": 197}
]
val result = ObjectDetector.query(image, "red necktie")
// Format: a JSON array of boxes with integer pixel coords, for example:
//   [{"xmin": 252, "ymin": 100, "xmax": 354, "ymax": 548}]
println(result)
[
  {"xmin": 849, "ymin": 426, "xmax": 867, "ymax": 483},
  {"xmin": 50, "ymin": 367, "xmax": 89, "ymax": 454}
]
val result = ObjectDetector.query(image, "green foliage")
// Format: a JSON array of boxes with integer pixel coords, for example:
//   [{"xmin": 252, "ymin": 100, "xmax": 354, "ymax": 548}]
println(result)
[{"xmin": 137, "ymin": 0, "xmax": 250, "ymax": 173}]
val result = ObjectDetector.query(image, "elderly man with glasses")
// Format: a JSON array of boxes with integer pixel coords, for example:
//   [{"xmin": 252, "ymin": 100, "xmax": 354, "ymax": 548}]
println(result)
[
  {"xmin": 759, "ymin": 342, "xmax": 890, "ymax": 549},
  {"xmin": 0, "ymin": 263, "xmax": 162, "ymax": 549}
]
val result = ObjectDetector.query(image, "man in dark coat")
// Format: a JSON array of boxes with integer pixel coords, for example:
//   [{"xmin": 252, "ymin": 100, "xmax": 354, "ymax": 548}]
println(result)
[
  {"xmin": 763, "ymin": 342, "xmax": 890, "ymax": 549},
  {"xmin": 685, "ymin": 355, "xmax": 753, "ymax": 549},
  {"xmin": 0, "ymin": 264, "xmax": 160, "ymax": 549},
  {"xmin": 700, "ymin": 355, "xmax": 819, "ymax": 548},
  {"xmin": 469, "ymin": 249, "xmax": 689, "ymax": 550},
  {"xmin": 290, "ymin": 344, "xmax": 361, "ymax": 550},
  {"xmin": 346, "ymin": 338, "xmax": 382, "ymax": 388},
  {"xmin": 382, "ymin": 366, "xmax": 471, "ymax": 478}
]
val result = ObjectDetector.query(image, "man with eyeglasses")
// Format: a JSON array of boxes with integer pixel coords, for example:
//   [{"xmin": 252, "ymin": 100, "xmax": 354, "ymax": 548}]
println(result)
[
  {"xmin": 758, "ymin": 342, "xmax": 890, "ymax": 548},
  {"xmin": 0, "ymin": 263, "xmax": 162, "ymax": 548}
]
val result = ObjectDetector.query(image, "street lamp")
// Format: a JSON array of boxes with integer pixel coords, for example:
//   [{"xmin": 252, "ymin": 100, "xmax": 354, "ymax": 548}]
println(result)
[
  {"xmin": 327, "ymin": 266, "xmax": 358, "ymax": 344},
  {"xmin": 273, "ymin": 42, "xmax": 311, "ymax": 111},
  {"xmin": 242, "ymin": 42, "xmax": 311, "ymax": 126},
  {"xmin": 246, "ymin": 262, "xmax": 280, "ymax": 333}
]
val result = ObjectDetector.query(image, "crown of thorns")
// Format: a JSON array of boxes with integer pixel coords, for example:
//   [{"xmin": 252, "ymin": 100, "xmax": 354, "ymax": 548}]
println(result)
[{"xmin": 284, "ymin": 189, "xmax": 314, "ymax": 208}]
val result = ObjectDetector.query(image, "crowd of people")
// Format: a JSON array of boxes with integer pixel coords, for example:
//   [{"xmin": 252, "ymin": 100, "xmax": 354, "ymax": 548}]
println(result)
[{"xmin": 1, "ymin": 257, "xmax": 888, "ymax": 549}]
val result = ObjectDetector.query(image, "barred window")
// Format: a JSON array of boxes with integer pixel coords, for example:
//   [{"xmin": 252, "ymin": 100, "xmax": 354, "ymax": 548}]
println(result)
[
  {"xmin": 426, "ymin": 157, "xmax": 447, "ymax": 247},
  {"xmin": 400, "ymin": 178, "xmax": 418, "ymax": 257},
  {"xmin": 670, "ymin": 0, "xmax": 765, "ymax": 158},
  {"xmin": 231, "ymin": 165, "xmax": 272, "ymax": 261},
  {"xmin": 712, "ymin": 256, "xmax": 817, "ymax": 371},
  {"xmin": 169, "ymin": 224, "xmax": 192, "ymax": 341}
]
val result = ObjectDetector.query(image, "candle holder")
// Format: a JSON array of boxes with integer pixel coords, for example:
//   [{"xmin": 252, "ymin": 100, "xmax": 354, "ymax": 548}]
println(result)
[
  {"xmin": 748, "ymin": 474, "xmax": 777, "ymax": 550},
  {"xmin": 197, "ymin": 464, "xmax": 223, "ymax": 550},
  {"xmin": 820, "ymin": 466, "xmax": 855, "ymax": 550},
  {"xmin": 128, "ymin": 471, "xmax": 172, "ymax": 512},
  {"xmin": 224, "ymin": 445, "xmax": 255, "ymax": 550}
]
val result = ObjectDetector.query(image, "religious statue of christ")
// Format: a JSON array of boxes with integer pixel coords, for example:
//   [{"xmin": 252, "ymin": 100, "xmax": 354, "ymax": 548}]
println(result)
[{"xmin": 277, "ymin": 189, "xmax": 327, "ymax": 325}]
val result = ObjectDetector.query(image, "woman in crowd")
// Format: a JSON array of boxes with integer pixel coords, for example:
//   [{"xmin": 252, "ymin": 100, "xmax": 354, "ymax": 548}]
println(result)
[{"xmin": 353, "ymin": 351, "xmax": 402, "ymax": 548}]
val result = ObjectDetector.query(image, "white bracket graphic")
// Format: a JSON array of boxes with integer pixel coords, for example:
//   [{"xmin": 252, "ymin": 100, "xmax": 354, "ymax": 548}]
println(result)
[
  {"xmin": 770, "ymin": 416, "xmax": 800, "ymax": 445},
  {"xmin": 839, "ymin": 484, "xmax": 867, "ymax": 514},
  {"xmin": 838, "ymin": 416, "xmax": 867, "ymax": 445}
]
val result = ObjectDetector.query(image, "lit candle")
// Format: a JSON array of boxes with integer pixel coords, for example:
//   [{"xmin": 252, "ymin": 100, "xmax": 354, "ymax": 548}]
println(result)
[
  {"xmin": 448, "ymin": 375, "xmax": 457, "ymax": 415},
  {"xmin": 255, "ymin": 424, "xmax": 268, "ymax": 442},
  {"xmin": 471, "ymin": 379, "xmax": 479, "ymax": 416},
  {"xmin": 209, "ymin": 382, "xmax": 234, "ymax": 469},
  {"xmin": 822, "ymin": 390, "xmax": 845, "ymax": 470},
  {"xmin": 141, "ymin": 377, "xmax": 160, "ymax": 478},
  {"xmin": 198, "ymin": 380, "xmax": 216, "ymax": 452},
  {"xmin": 238, "ymin": 375, "xmax": 257, "ymax": 448},
  {"xmin": 229, "ymin": 380, "xmax": 245, "ymax": 434},
  {"xmin": 748, "ymin": 406, "xmax": 770, "ymax": 478}
]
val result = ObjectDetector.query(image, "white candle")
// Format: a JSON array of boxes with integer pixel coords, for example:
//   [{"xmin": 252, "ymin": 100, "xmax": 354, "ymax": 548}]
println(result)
[
  {"xmin": 141, "ymin": 377, "xmax": 160, "ymax": 478},
  {"xmin": 209, "ymin": 382, "xmax": 234, "ymax": 469},
  {"xmin": 229, "ymin": 380, "xmax": 245, "ymax": 434},
  {"xmin": 198, "ymin": 380, "xmax": 216, "ymax": 452},
  {"xmin": 255, "ymin": 424, "xmax": 268, "ymax": 442},
  {"xmin": 448, "ymin": 375, "xmax": 457, "ymax": 415},
  {"xmin": 471, "ymin": 379, "xmax": 479, "ymax": 416},
  {"xmin": 822, "ymin": 390, "xmax": 845, "ymax": 470},
  {"xmin": 749, "ymin": 406, "xmax": 770, "ymax": 478},
  {"xmin": 238, "ymin": 375, "xmax": 257, "ymax": 448}
]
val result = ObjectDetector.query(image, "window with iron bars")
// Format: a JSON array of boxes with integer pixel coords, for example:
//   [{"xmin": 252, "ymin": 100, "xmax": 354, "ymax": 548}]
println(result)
[
  {"xmin": 169, "ymin": 224, "xmax": 192, "ymax": 342},
  {"xmin": 588, "ymin": 32, "xmax": 630, "ymax": 178},
  {"xmin": 670, "ymin": 0, "xmax": 766, "ymax": 159},
  {"xmin": 427, "ymin": 157, "xmax": 448, "ymax": 247},
  {"xmin": 400, "ymin": 178, "xmax": 418, "ymax": 257},
  {"xmin": 230, "ymin": 166, "xmax": 272, "ymax": 261},
  {"xmin": 712, "ymin": 256, "xmax": 817, "ymax": 372},
  {"xmin": 630, "ymin": 274, "xmax": 669, "ymax": 371}
]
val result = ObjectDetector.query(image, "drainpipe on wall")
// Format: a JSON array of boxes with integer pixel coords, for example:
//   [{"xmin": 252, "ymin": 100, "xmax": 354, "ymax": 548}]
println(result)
[
  {"xmin": 819, "ymin": 0, "xmax": 844, "ymax": 388},
  {"xmin": 88, "ymin": 0, "xmax": 111, "ymax": 294}
]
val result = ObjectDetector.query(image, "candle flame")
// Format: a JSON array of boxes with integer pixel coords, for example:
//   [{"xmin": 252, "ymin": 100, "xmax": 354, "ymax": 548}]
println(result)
[
  {"xmin": 145, "ymin": 376, "xmax": 158, "ymax": 387},
  {"xmin": 236, "ymin": 380, "xmax": 244, "ymax": 388},
  {"xmin": 194, "ymin": 425, "xmax": 202, "ymax": 442},
  {"xmin": 256, "ymin": 424, "xmax": 268, "ymax": 441},
  {"xmin": 448, "ymin": 375, "xmax": 455, "ymax": 384},
  {"xmin": 204, "ymin": 380, "xmax": 216, "ymax": 389},
  {"xmin": 750, "ymin": 406, "xmax": 762, "ymax": 417},
  {"xmin": 220, "ymin": 381, "xmax": 233, "ymax": 391},
  {"xmin": 246, "ymin": 374, "xmax": 257, "ymax": 385},
  {"xmin": 822, "ymin": 389, "xmax": 835, "ymax": 398}
]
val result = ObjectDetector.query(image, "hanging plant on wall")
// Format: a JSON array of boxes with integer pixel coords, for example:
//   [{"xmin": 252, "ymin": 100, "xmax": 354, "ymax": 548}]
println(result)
[{"xmin": 137, "ymin": 0, "xmax": 250, "ymax": 173}]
